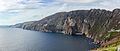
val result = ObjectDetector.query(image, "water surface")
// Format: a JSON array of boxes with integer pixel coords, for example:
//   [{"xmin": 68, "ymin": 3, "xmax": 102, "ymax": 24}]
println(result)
[{"xmin": 0, "ymin": 27, "xmax": 99, "ymax": 51}]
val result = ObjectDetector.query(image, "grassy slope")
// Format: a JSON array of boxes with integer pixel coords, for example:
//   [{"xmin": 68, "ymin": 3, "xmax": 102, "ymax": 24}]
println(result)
[
  {"xmin": 96, "ymin": 41, "xmax": 120, "ymax": 51},
  {"xmin": 91, "ymin": 31, "xmax": 120, "ymax": 51}
]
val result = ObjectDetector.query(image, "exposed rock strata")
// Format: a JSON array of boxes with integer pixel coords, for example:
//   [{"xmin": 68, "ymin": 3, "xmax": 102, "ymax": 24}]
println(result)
[
  {"xmin": 63, "ymin": 17, "xmax": 76, "ymax": 35},
  {"xmin": 12, "ymin": 9, "xmax": 120, "ymax": 46}
]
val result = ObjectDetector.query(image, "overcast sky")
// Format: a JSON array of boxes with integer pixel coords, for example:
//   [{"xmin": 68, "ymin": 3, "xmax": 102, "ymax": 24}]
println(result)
[{"xmin": 0, "ymin": 0, "xmax": 119, "ymax": 25}]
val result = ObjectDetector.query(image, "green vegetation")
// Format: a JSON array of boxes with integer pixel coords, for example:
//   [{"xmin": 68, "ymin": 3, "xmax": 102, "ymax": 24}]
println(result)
[
  {"xmin": 97, "ymin": 41, "xmax": 120, "ymax": 51},
  {"xmin": 91, "ymin": 40, "xmax": 120, "ymax": 51},
  {"xmin": 91, "ymin": 31, "xmax": 120, "ymax": 51},
  {"xmin": 103, "ymin": 31, "xmax": 120, "ymax": 41}
]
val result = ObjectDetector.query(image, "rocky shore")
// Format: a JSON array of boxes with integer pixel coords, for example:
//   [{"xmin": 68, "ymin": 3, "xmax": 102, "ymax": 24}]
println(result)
[{"xmin": 12, "ymin": 9, "xmax": 120, "ymax": 48}]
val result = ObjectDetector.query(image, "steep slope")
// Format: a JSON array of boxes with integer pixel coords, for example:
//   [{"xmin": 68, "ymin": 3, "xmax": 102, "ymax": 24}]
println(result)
[{"xmin": 13, "ymin": 9, "xmax": 120, "ymax": 47}]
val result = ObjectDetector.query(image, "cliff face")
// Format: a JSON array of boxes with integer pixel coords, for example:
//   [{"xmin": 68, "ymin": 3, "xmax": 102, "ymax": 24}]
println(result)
[{"xmin": 13, "ymin": 9, "xmax": 120, "ymax": 46}]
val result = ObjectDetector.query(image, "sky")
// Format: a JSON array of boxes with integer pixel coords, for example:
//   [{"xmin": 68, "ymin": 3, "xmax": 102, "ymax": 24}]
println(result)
[{"xmin": 0, "ymin": 0, "xmax": 120, "ymax": 25}]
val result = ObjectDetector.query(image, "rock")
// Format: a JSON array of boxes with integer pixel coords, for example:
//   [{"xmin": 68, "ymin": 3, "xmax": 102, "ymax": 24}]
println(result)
[{"xmin": 63, "ymin": 17, "xmax": 76, "ymax": 35}]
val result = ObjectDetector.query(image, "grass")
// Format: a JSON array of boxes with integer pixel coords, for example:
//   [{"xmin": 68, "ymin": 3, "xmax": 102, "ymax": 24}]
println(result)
[
  {"xmin": 91, "ymin": 32, "xmax": 120, "ymax": 51},
  {"xmin": 91, "ymin": 42, "xmax": 120, "ymax": 51},
  {"xmin": 97, "ymin": 47, "xmax": 117, "ymax": 51},
  {"xmin": 103, "ymin": 31, "xmax": 120, "ymax": 41}
]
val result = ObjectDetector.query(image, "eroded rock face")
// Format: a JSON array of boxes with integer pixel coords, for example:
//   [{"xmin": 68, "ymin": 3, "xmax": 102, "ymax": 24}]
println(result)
[
  {"xmin": 63, "ymin": 17, "xmax": 76, "ymax": 35},
  {"xmin": 13, "ymin": 9, "xmax": 120, "ymax": 46}
]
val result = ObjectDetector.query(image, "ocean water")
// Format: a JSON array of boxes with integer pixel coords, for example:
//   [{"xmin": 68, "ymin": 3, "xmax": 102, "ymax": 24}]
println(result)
[{"xmin": 0, "ymin": 27, "xmax": 99, "ymax": 51}]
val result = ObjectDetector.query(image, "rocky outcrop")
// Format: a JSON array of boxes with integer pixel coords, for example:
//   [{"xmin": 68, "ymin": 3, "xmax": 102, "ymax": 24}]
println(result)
[
  {"xmin": 12, "ymin": 9, "xmax": 120, "ymax": 46},
  {"xmin": 63, "ymin": 17, "xmax": 76, "ymax": 35}
]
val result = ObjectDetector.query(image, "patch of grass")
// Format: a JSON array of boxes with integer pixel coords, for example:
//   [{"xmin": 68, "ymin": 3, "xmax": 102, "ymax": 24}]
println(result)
[
  {"xmin": 91, "ymin": 37, "xmax": 120, "ymax": 51},
  {"xmin": 98, "ymin": 47, "xmax": 117, "ymax": 51},
  {"xmin": 103, "ymin": 31, "xmax": 120, "ymax": 41}
]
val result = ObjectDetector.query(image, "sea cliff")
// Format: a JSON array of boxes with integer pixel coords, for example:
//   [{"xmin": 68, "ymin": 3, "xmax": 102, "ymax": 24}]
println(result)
[{"xmin": 12, "ymin": 9, "xmax": 120, "ymax": 48}]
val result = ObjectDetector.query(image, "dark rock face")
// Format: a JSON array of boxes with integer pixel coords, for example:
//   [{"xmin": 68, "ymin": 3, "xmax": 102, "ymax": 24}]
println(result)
[{"xmin": 13, "ymin": 9, "xmax": 120, "ymax": 45}]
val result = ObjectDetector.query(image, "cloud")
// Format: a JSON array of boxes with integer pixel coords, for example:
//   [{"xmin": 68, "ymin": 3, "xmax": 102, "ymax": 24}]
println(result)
[
  {"xmin": 56, "ymin": 3, "xmax": 68, "ymax": 12},
  {"xmin": 99, "ymin": 0, "xmax": 120, "ymax": 10},
  {"xmin": 0, "ymin": 0, "xmax": 23, "ymax": 11},
  {"xmin": 0, "ymin": 4, "xmax": 68, "ymax": 25},
  {"xmin": 0, "ymin": 0, "xmax": 120, "ymax": 25},
  {"xmin": 0, "ymin": 0, "xmax": 62, "ymax": 25},
  {"xmin": 57, "ymin": 0, "xmax": 97, "ymax": 3},
  {"xmin": 0, "ymin": 0, "xmax": 44, "ymax": 11}
]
